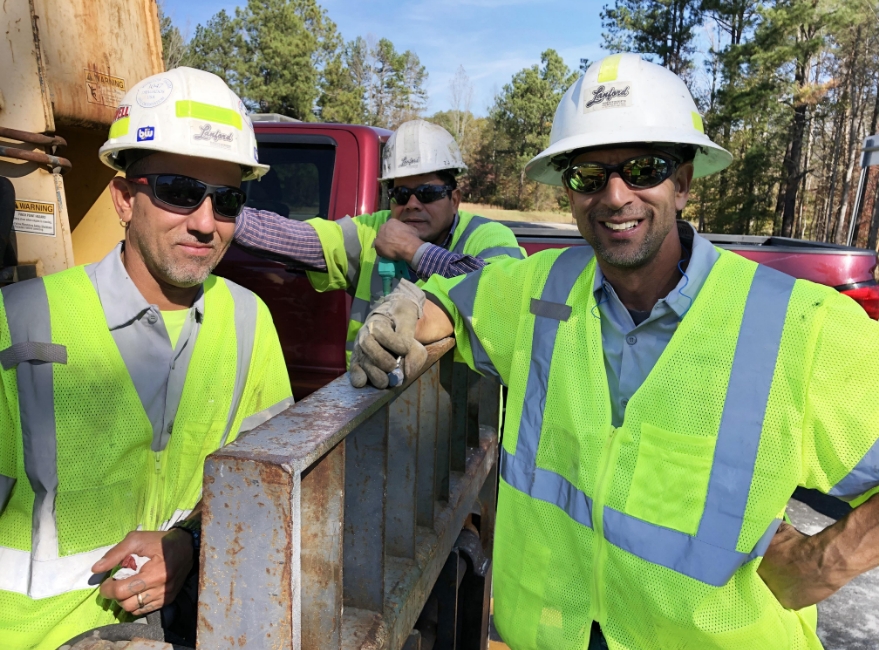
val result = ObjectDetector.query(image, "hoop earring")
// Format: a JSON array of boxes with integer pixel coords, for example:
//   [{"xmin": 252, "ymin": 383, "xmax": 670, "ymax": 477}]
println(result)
[{"xmin": 119, "ymin": 219, "xmax": 128, "ymax": 229}]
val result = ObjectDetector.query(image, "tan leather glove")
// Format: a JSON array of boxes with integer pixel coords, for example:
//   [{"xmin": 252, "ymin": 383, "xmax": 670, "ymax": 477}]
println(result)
[{"xmin": 349, "ymin": 279, "xmax": 429, "ymax": 389}]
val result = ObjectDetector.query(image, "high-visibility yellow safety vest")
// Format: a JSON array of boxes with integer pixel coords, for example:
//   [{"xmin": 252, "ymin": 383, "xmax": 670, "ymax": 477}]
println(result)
[
  {"xmin": 306, "ymin": 210, "xmax": 525, "ymax": 365},
  {"xmin": 0, "ymin": 268, "xmax": 292, "ymax": 650},
  {"xmin": 423, "ymin": 246, "xmax": 879, "ymax": 650}
]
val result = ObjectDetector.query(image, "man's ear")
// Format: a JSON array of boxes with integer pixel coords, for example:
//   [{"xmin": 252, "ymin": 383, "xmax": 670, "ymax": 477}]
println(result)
[
  {"xmin": 451, "ymin": 187, "xmax": 462, "ymax": 211},
  {"xmin": 674, "ymin": 163, "xmax": 695, "ymax": 212},
  {"xmin": 108, "ymin": 176, "xmax": 135, "ymax": 227}
]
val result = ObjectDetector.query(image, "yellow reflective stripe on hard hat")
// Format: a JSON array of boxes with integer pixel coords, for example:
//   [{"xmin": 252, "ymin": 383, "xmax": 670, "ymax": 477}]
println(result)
[
  {"xmin": 692, "ymin": 112, "xmax": 705, "ymax": 133},
  {"xmin": 109, "ymin": 117, "xmax": 130, "ymax": 139},
  {"xmin": 175, "ymin": 100, "xmax": 243, "ymax": 130},
  {"xmin": 597, "ymin": 54, "xmax": 624, "ymax": 82}
]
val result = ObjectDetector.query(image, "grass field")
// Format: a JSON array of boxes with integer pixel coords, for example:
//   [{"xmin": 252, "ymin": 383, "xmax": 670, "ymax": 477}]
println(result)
[{"xmin": 461, "ymin": 202, "xmax": 574, "ymax": 224}]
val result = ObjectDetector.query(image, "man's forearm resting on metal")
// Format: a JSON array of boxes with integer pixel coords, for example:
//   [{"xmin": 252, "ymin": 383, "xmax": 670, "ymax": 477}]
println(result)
[
  {"xmin": 416, "ymin": 298, "xmax": 453, "ymax": 344},
  {"xmin": 759, "ymin": 492, "xmax": 879, "ymax": 610}
]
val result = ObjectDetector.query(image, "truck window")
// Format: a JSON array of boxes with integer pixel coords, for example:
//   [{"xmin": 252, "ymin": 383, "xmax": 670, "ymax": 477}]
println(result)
[{"xmin": 244, "ymin": 144, "xmax": 335, "ymax": 220}]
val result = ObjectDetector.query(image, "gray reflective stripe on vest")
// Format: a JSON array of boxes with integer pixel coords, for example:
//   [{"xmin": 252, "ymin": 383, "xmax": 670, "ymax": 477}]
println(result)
[
  {"xmin": 447, "ymin": 269, "xmax": 502, "ymax": 379},
  {"xmin": 238, "ymin": 396, "xmax": 295, "ymax": 434},
  {"xmin": 451, "ymin": 215, "xmax": 492, "ymax": 255},
  {"xmin": 502, "ymin": 257, "xmax": 795, "ymax": 586},
  {"xmin": 1, "ymin": 279, "xmax": 60, "ymax": 563},
  {"xmin": 696, "ymin": 265, "xmax": 795, "ymax": 549},
  {"xmin": 338, "ymin": 216, "xmax": 362, "ymax": 286},
  {"xmin": 499, "ymin": 247, "xmax": 593, "ymax": 495},
  {"xmin": 0, "ymin": 341, "xmax": 67, "ymax": 370},
  {"xmin": 478, "ymin": 246, "xmax": 524, "ymax": 260},
  {"xmin": 829, "ymin": 437, "xmax": 879, "ymax": 500},
  {"xmin": 220, "ymin": 281, "xmax": 259, "ymax": 446}
]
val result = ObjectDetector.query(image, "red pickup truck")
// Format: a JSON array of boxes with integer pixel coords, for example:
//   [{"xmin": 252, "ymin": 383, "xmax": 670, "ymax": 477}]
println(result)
[{"xmin": 216, "ymin": 116, "xmax": 879, "ymax": 400}]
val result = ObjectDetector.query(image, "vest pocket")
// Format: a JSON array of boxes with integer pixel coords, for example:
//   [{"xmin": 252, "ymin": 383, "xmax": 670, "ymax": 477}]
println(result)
[{"xmin": 625, "ymin": 423, "xmax": 714, "ymax": 536}]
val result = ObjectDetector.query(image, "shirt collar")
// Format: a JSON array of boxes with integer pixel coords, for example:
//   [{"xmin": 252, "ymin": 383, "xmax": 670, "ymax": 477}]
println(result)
[
  {"xmin": 89, "ymin": 242, "xmax": 206, "ymax": 330},
  {"xmin": 592, "ymin": 221, "xmax": 719, "ymax": 320}
]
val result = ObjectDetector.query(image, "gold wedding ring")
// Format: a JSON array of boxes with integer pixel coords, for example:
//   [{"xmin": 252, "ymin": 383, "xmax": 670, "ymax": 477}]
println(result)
[{"xmin": 137, "ymin": 593, "xmax": 145, "ymax": 608}]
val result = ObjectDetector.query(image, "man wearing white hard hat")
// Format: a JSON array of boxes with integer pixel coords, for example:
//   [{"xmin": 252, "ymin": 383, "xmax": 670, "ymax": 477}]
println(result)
[
  {"xmin": 350, "ymin": 53, "xmax": 879, "ymax": 649},
  {"xmin": 233, "ymin": 119, "xmax": 524, "ymax": 384},
  {"xmin": 0, "ymin": 67, "xmax": 292, "ymax": 649}
]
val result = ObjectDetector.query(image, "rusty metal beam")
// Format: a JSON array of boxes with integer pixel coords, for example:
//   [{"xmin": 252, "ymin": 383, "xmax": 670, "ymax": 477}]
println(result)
[{"xmin": 198, "ymin": 337, "xmax": 498, "ymax": 650}]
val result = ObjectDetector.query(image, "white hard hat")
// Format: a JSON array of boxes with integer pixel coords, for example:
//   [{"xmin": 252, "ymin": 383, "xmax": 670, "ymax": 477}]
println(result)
[
  {"xmin": 99, "ymin": 67, "xmax": 269, "ymax": 181},
  {"xmin": 380, "ymin": 119, "xmax": 467, "ymax": 182},
  {"xmin": 525, "ymin": 53, "xmax": 732, "ymax": 186}
]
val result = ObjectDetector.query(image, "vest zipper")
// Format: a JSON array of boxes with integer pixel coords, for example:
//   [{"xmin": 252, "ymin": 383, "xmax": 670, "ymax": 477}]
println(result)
[
  {"xmin": 145, "ymin": 451, "xmax": 162, "ymax": 530},
  {"xmin": 590, "ymin": 426, "xmax": 621, "ymax": 626}
]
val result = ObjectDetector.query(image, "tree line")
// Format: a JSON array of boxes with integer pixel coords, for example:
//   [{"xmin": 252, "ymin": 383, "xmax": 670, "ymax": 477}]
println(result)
[{"xmin": 161, "ymin": 0, "xmax": 879, "ymax": 248}]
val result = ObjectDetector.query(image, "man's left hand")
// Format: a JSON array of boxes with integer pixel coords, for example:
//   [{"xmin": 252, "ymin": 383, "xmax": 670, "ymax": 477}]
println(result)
[
  {"xmin": 374, "ymin": 219, "xmax": 424, "ymax": 264},
  {"xmin": 92, "ymin": 529, "xmax": 194, "ymax": 616}
]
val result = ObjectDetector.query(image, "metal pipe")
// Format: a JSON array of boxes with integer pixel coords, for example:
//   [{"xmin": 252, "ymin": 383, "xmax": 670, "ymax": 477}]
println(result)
[
  {"xmin": 848, "ymin": 135, "xmax": 879, "ymax": 246},
  {"xmin": 0, "ymin": 145, "xmax": 71, "ymax": 173},
  {"xmin": 0, "ymin": 126, "xmax": 66, "ymax": 148}
]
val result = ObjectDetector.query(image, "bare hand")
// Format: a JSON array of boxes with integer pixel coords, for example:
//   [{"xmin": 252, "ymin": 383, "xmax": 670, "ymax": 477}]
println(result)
[
  {"xmin": 92, "ymin": 530, "xmax": 194, "ymax": 615},
  {"xmin": 374, "ymin": 219, "xmax": 424, "ymax": 264},
  {"xmin": 758, "ymin": 522, "xmax": 842, "ymax": 609}
]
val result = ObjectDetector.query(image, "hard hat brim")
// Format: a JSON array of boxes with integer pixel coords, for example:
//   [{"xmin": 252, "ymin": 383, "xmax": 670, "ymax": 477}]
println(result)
[
  {"xmin": 525, "ymin": 129, "xmax": 733, "ymax": 186},
  {"xmin": 99, "ymin": 141, "xmax": 270, "ymax": 182}
]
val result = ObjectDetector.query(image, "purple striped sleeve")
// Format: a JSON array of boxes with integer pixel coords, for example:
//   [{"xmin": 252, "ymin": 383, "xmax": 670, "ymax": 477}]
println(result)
[
  {"xmin": 414, "ymin": 244, "xmax": 486, "ymax": 280},
  {"xmin": 234, "ymin": 207, "xmax": 327, "ymax": 271}
]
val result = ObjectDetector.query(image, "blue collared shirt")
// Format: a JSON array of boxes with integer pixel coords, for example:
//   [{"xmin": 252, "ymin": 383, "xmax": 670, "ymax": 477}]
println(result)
[{"xmin": 595, "ymin": 222, "xmax": 720, "ymax": 426}]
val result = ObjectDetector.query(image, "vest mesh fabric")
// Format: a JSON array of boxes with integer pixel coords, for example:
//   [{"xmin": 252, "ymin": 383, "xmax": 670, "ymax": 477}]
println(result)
[
  {"xmin": 422, "ymin": 249, "xmax": 879, "ymax": 650},
  {"xmin": 0, "ymin": 269, "xmax": 292, "ymax": 650}
]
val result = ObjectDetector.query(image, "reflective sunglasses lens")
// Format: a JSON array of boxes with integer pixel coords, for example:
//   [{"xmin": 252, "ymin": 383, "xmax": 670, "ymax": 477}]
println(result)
[
  {"xmin": 567, "ymin": 165, "xmax": 607, "ymax": 194},
  {"xmin": 153, "ymin": 175, "xmax": 206, "ymax": 208},
  {"xmin": 622, "ymin": 156, "xmax": 672, "ymax": 188},
  {"xmin": 389, "ymin": 187, "xmax": 411, "ymax": 204},
  {"xmin": 213, "ymin": 187, "xmax": 246, "ymax": 217},
  {"xmin": 413, "ymin": 186, "xmax": 448, "ymax": 203}
]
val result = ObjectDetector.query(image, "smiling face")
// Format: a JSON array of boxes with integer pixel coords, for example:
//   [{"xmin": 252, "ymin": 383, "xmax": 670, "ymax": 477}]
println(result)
[
  {"xmin": 389, "ymin": 172, "xmax": 461, "ymax": 245},
  {"xmin": 566, "ymin": 146, "xmax": 694, "ymax": 270},
  {"xmin": 117, "ymin": 152, "xmax": 240, "ymax": 288}
]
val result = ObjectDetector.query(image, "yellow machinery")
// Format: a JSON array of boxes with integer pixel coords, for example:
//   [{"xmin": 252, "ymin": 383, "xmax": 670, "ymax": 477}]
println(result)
[{"xmin": 0, "ymin": 0, "xmax": 163, "ymax": 275}]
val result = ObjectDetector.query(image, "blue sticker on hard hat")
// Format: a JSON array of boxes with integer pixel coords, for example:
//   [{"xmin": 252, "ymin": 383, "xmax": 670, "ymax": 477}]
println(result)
[
  {"xmin": 137, "ymin": 78, "xmax": 174, "ymax": 109},
  {"xmin": 137, "ymin": 126, "xmax": 155, "ymax": 142},
  {"xmin": 253, "ymin": 147, "xmax": 259, "ymax": 162},
  {"xmin": 583, "ymin": 82, "xmax": 633, "ymax": 113}
]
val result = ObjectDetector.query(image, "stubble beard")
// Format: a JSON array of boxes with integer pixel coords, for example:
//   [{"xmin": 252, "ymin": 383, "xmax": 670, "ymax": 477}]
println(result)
[
  {"xmin": 581, "ymin": 206, "xmax": 674, "ymax": 270},
  {"xmin": 135, "ymin": 226, "xmax": 225, "ymax": 288}
]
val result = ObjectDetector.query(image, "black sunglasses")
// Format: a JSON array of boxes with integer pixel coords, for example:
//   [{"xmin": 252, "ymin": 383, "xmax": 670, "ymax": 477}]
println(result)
[
  {"xmin": 127, "ymin": 174, "xmax": 247, "ymax": 218},
  {"xmin": 388, "ymin": 183, "xmax": 454, "ymax": 205},
  {"xmin": 562, "ymin": 155, "xmax": 679, "ymax": 195}
]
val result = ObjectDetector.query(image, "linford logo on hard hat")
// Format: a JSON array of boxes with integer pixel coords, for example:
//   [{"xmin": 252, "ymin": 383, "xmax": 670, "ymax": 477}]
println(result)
[
  {"xmin": 99, "ymin": 66, "xmax": 268, "ymax": 181},
  {"xmin": 524, "ymin": 52, "xmax": 733, "ymax": 186}
]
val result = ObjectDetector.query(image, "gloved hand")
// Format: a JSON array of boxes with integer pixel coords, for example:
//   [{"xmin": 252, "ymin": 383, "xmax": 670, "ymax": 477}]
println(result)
[{"xmin": 349, "ymin": 279, "xmax": 429, "ymax": 389}]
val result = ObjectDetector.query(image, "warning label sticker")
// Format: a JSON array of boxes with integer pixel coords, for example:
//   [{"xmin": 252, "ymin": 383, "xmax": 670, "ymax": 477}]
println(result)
[
  {"xmin": 14, "ymin": 200, "xmax": 56, "ymax": 237},
  {"xmin": 85, "ymin": 70, "xmax": 127, "ymax": 108}
]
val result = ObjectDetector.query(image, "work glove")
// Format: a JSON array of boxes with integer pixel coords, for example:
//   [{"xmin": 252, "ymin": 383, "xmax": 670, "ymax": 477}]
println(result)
[{"xmin": 349, "ymin": 279, "xmax": 429, "ymax": 389}]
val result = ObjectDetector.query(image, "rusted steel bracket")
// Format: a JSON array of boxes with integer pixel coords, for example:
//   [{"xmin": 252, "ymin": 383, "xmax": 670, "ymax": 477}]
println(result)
[
  {"xmin": 452, "ymin": 528, "xmax": 490, "ymax": 577},
  {"xmin": 0, "ymin": 127, "xmax": 71, "ymax": 173},
  {"xmin": 199, "ymin": 339, "xmax": 500, "ymax": 650}
]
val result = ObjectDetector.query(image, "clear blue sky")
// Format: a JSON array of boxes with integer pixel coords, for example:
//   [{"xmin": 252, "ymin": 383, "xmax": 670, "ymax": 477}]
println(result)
[{"xmin": 161, "ymin": 0, "xmax": 610, "ymax": 116}]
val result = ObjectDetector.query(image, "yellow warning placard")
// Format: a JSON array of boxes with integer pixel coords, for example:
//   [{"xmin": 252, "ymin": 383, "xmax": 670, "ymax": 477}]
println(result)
[
  {"xmin": 14, "ymin": 200, "xmax": 56, "ymax": 237},
  {"xmin": 85, "ymin": 69, "xmax": 127, "ymax": 108}
]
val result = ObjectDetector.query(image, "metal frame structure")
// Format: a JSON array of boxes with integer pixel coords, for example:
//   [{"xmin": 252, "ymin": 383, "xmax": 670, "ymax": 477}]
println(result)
[
  {"xmin": 198, "ymin": 339, "xmax": 499, "ymax": 649},
  {"xmin": 847, "ymin": 134, "xmax": 879, "ymax": 246}
]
